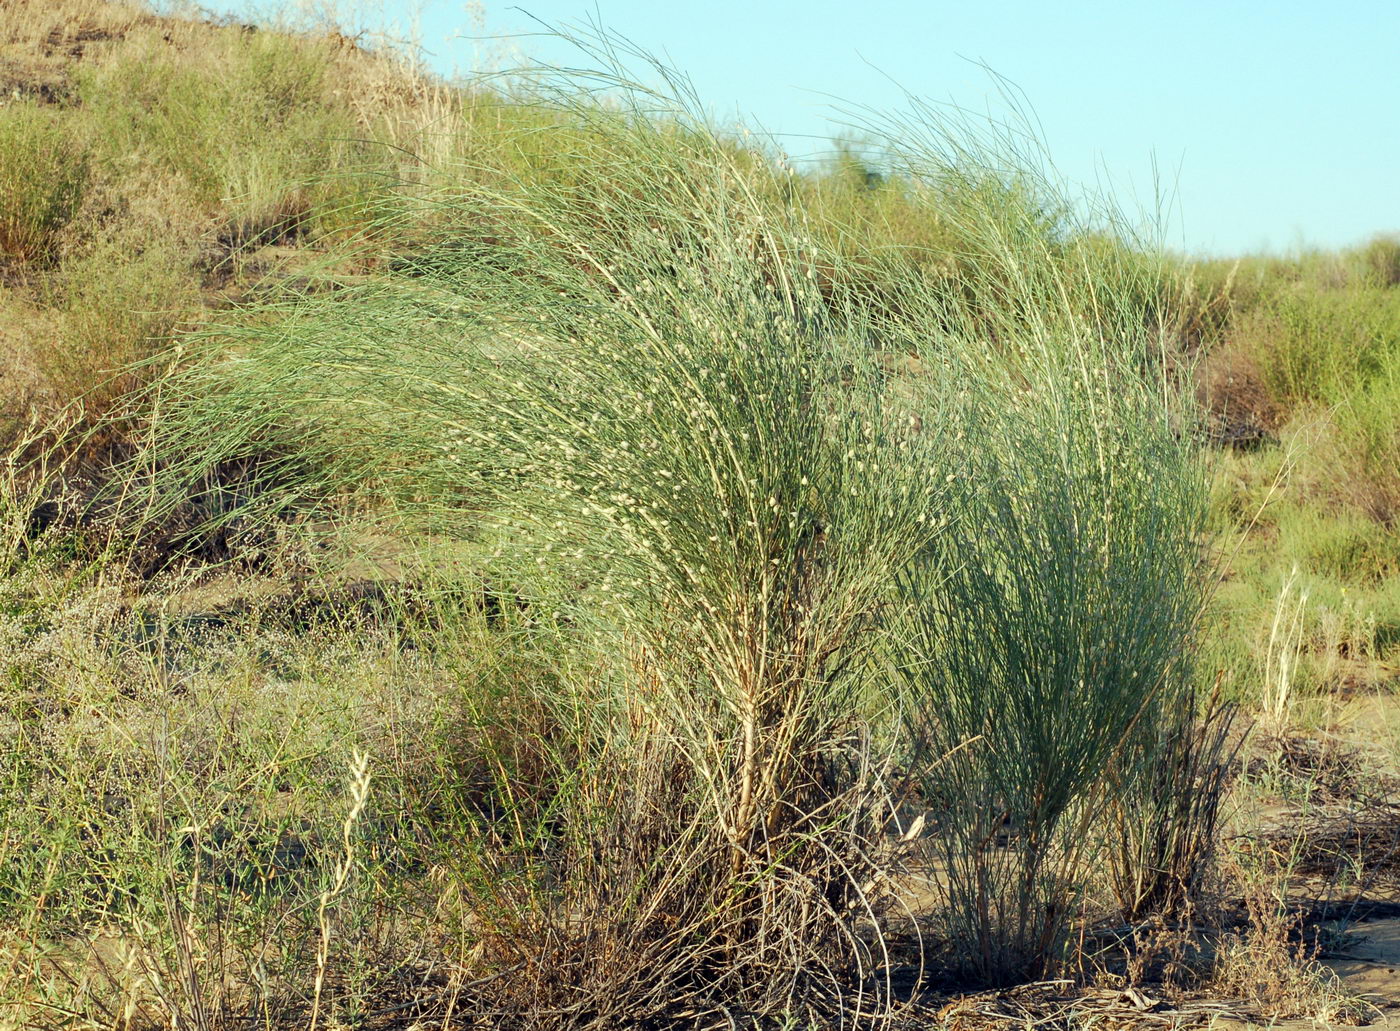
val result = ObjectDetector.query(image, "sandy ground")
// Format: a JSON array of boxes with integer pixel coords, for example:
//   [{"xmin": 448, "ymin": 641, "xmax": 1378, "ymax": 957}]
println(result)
[{"xmin": 1328, "ymin": 918, "xmax": 1400, "ymax": 1022}]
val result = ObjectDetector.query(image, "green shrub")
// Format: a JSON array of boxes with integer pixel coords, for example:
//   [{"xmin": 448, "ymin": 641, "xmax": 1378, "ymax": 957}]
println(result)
[
  {"xmin": 145, "ymin": 65, "xmax": 953, "ymax": 1022},
  {"xmin": 860, "ymin": 95, "xmax": 1214, "ymax": 982},
  {"xmin": 896, "ymin": 372, "xmax": 1209, "ymax": 981},
  {"xmin": 1334, "ymin": 372, "xmax": 1400, "ymax": 522},
  {"xmin": 1356, "ymin": 233, "xmax": 1400, "ymax": 288},
  {"xmin": 1274, "ymin": 501, "xmax": 1400, "ymax": 583},
  {"xmin": 14, "ymin": 22, "xmax": 1226, "ymax": 1011},
  {"xmin": 0, "ymin": 102, "xmax": 88, "ymax": 264},
  {"xmin": 1228, "ymin": 280, "xmax": 1400, "ymax": 525}
]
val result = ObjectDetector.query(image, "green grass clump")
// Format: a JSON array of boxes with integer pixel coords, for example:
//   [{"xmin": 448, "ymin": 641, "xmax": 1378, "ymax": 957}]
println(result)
[
  {"xmin": 1206, "ymin": 266, "xmax": 1400, "ymax": 530},
  {"xmin": 0, "ymin": 101, "xmax": 88, "ymax": 264},
  {"xmin": 1333, "ymin": 372, "xmax": 1400, "ymax": 521},
  {"xmin": 142, "ymin": 46, "xmax": 1222, "ymax": 1003},
  {"xmin": 898, "ymin": 377, "xmax": 1210, "ymax": 981},
  {"xmin": 1272, "ymin": 502, "xmax": 1400, "ymax": 585},
  {"xmin": 1356, "ymin": 233, "xmax": 1400, "ymax": 287},
  {"xmin": 0, "ymin": 9, "xmax": 1250, "ymax": 1020}
]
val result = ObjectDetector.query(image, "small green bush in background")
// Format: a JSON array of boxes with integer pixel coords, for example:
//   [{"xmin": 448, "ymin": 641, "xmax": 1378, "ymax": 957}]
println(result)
[
  {"xmin": 1273, "ymin": 501, "xmax": 1400, "ymax": 584},
  {"xmin": 1357, "ymin": 233, "xmax": 1400, "ymax": 287},
  {"xmin": 0, "ymin": 102, "xmax": 88, "ymax": 264},
  {"xmin": 1215, "ymin": 277, "xmax": 1400, "ymax": 528},
  {"xmin": 1334, "ymin": 372, "xmax": 1400, "ymax": 522}
]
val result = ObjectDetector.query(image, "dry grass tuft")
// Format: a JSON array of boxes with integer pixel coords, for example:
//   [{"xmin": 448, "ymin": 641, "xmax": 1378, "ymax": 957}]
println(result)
[{"xmin": 1208, "ymin": 894, "xmax": 1371, "ymax": 1024}]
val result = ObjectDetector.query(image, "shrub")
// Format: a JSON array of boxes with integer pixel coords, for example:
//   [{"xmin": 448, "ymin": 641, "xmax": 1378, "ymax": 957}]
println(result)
[
  {"xmin": 62, "ymin": 24, "xmax": 1224, "ymax": 1014},
  {"xmin": 864, "ymin": 94, "xmax": 1214, "ymax": 983},
  {"xmin": 1331, "ymin": 376, "xmax": 1400, "ymax": 524},
  {"xmin": 1237, "ymin": 285, "xmax": 1400, "ymax": 409},
  {"xmin": 1229, "ymin": 283, "xmax": 1400, "ymax": 523},
  {"xmin": 1356, "ymin": 233, "xmax": 1400, "ymax": 288},
  {"xmin": 144, "ymin": 56, "xmax": 953, "ymax": 1023},
  {"xmin": 896, "ymin": 373, "xmax": 1210, "ymax": 981},
  {"xmin": 1274, "ymin": 500, "xmax": 1400, "ymax": 583},
  {"xmin": 0, "ymin": 102, "xmax": 88, "ymax": 264}
]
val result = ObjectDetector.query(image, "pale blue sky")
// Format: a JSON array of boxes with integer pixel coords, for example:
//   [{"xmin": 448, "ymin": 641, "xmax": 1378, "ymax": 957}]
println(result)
[{"xmin": 231, "ymin": 1, "xmax": 1400, "ymax": 256}]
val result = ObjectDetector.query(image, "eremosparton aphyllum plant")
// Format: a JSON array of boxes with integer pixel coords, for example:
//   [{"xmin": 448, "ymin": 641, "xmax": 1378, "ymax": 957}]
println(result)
[
  {"xmin": 144, "ymin": 37, "xmax": 954, "ymax": 1026},
  {"xmin": 895, "ymin": 372, "xmax": 1211, "ymax": 983},
  {"xmin": 855, "ymin": 88, "xmax": 1218, "ymax": 984}
]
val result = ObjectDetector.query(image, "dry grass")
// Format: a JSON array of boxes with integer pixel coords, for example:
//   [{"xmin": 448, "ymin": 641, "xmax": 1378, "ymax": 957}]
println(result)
[
  {"xmin": 1208, "ymin": 838, "xmax": 1377, "ymax": 1026},
  {"xmin": 0, "ymin": 0, "xmax": 153, "ymax": 47}
]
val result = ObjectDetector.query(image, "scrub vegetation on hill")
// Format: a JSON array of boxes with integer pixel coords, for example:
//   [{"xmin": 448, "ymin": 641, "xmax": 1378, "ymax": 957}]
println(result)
[{"xmin": 1, "ymin": 2, "xmax": 1398, "ymax": 1029}]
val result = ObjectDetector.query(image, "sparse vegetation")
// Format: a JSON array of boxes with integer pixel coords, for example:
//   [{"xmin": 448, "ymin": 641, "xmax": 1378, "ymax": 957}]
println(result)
[{"xmin": 1, "ymin": 2, "xmax": 1398, "ymax": 1029}]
